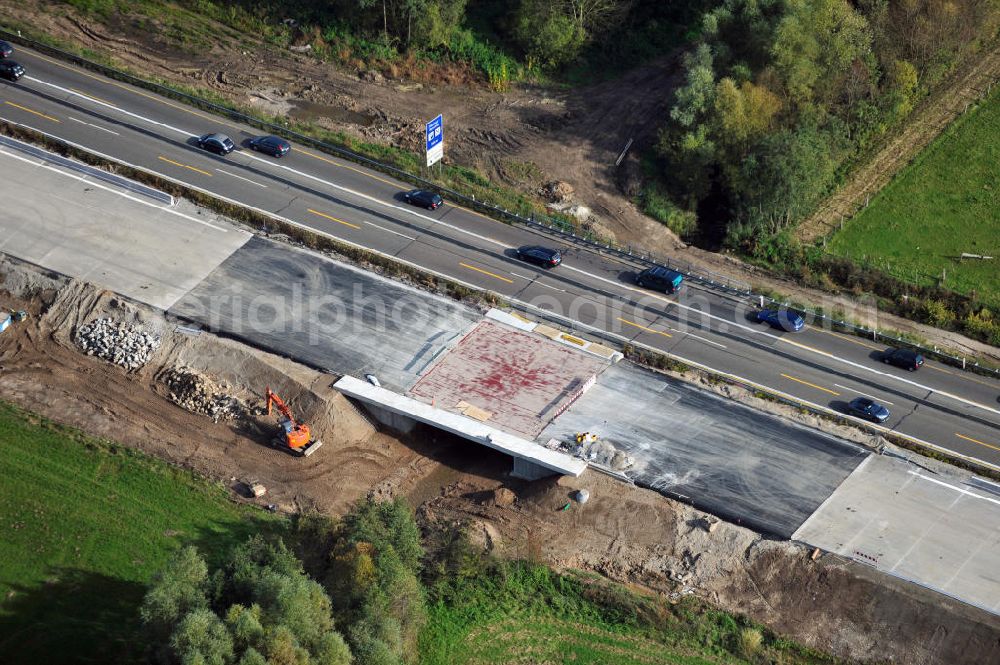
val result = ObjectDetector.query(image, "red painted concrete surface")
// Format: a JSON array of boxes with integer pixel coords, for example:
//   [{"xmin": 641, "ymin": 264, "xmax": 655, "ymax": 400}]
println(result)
[{"xmin": 407, "ymin": 320, "xmax": 609, "ymax": 438}]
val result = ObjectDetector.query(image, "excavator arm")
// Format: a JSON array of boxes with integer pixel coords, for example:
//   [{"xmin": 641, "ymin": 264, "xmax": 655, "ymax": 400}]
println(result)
[{"xmin": 264, "ymin": 387, "xmax": 320, "ymax": 455}]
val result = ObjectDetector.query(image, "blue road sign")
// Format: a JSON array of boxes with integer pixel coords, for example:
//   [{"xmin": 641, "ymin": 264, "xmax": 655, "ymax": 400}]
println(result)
[{"xmin": 425, "ymin": 114, "xmax": 443, "ymax": 166}]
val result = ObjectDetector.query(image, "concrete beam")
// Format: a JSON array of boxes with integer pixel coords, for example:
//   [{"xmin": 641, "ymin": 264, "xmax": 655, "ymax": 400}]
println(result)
[{"xmin": 334, "ymin": 375, "xmax": 586, "ymax": 477}]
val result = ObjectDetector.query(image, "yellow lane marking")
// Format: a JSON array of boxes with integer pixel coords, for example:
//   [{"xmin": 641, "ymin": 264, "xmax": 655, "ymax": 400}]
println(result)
[
  {"xmin": 70, "ymin": 87, "xmax": 116, "ymax": 107},
  {"xmin": 157, "ymin": 155, "xmax": 212, "ymax": 177},
  {"xmin": 30, "ymin": 50, "xmax": 218, "ymax": 122},
  {"xmin": 452, "ymin": 203, "xmax": 501, "ymax": 223},
  {"xmin": 307, "ymin": 208, "xmax": 361, "ymax": 230},
  {"xmin": 810, "ymin": 325, "xmax": 881, "ymax": 350},
  {"xmin": 459, "ymin": 262, "xmax": 514, "ymax": 284},
  {"xmin": 927, "ymin": 364, "xmax": 954, "ymax": 375},
  {"xmin": 617, "ymin": 317, "xmax": 672, "ymax": 338},
  {"xmin": 955, "ymin": 433, "xmax": 1000, "ymax": 453},
  {"xmin": 959, "ymin": 373, "xmax": 999, "ymax": 389},
  {"xmin": 5, "ymin": 101, "xmax": 59, "ymax": 122},
  {"xmin": 297, "ymin": 147, "xmax": 398, "ymax": 185},
  {"xmin": 780, "ymin": 373, "xmax": 840, "ymax": 396}
]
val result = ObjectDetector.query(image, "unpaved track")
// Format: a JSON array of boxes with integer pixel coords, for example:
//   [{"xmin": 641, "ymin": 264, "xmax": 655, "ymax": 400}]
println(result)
[{"xmin": 797, "ymin": 43, "xmax": 1000, "ymax": 243}]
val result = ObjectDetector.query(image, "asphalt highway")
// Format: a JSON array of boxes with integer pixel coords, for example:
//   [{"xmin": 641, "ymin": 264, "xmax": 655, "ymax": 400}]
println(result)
[{"xmin": 1, "ymin": 44, "xmax": 998, "ymax": 466}]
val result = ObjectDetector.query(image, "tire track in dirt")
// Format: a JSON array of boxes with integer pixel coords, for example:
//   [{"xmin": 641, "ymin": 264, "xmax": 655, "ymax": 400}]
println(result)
[{"xmin": 797, "ymin": 44, "xmax": 1000, "ymax": 244}]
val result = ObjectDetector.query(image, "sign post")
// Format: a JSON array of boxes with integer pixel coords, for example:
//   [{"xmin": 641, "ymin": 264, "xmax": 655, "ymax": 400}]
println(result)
[{"xmin": 425, "ymin": 114, "xmax": 443, "ymax": 168}]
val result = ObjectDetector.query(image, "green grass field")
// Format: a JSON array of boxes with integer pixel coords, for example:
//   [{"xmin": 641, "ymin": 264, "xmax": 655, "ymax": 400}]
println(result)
[
  {"xmin": 0, "ymin": 402, "xmax": 282, "ymax": 665},
  {"xmin": 827, "ymin": 90, "xmax": 1000, "ymax": 307},
  {"xmin": 420, "ymin": 564, "xmax": 834, "ymax": 665}
]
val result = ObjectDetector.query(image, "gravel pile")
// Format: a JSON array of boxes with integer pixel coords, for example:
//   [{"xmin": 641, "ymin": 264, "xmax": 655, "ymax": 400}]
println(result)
[
  {"xmin": 76, "ymin": 317, "xmax": 160, "ymax": 370},
  {"xmin": 163, "ymin": 366, "xmax": 251, "ymax": 421}
]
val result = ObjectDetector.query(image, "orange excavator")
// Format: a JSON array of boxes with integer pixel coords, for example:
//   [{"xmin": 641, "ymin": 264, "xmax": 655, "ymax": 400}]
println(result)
[{"xmin": 265, "ymin": 387, "xmax": 323, "ymax": 456}]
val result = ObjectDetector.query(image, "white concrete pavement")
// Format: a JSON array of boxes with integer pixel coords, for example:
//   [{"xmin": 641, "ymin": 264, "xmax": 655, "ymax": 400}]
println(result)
[{"xmin": 794, "ymin": 454, "xmax": 1000, "ymax": 614}]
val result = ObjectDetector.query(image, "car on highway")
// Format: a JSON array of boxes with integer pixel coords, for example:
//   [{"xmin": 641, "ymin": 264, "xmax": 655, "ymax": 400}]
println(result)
[
  {"xmin": 248, "ymin": 135, "xmax": 291, "ymax": 157},
  {"xmin": 635, "ymin": 266, "xmax": 684, "ymax": 294},
  {"xmin": 0, "ymin": 60, "xmax": 25, "ymax": 81},
  {"xmin": 755, "ymin": 308, "xmax": 805, "ymax": 332},
  {"xmin": 882, "ymin": 347, "xmax": 924, "ymax": 371},
  {"xmin": 196, "ymin": 132, "xmax": 236, "ymax": 155},
  {"xmin": 847, "ymin": 396, "xmax": 891, "ymax": 423},
  {"xmin": 0, "ymin": 40, "xmax": 13, "ymax": 58},
  {"xmin": 516, "ymin": 245, "xmax": 561, "ymax": 268},
  {"xmin": 403, "ymin": 189, "xmax": 443, "ymax": 210}
]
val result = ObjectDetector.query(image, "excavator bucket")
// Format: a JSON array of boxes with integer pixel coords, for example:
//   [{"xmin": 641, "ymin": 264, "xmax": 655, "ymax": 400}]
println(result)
[{"xmin": 300, "ymin": 440, "xmax": 324, "ymax": 456}]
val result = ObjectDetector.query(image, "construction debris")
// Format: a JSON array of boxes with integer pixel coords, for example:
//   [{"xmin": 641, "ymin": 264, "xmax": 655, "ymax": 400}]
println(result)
[
  {"xmin": 76, "ymin": 317, "xmax": 160, "ymax": 370},
  {"xmin": 544, "ymin": 435, "xmax": 635, "ymax": 472},
  {"xmin": 163, "ymin": 365, "xmax": 251, "ymax": 421}
]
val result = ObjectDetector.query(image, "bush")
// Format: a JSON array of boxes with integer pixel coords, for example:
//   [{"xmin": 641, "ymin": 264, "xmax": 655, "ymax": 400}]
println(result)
[
  {"xmin": 641, "ymin": 182, "xmax": 698, "ymax": 238},
  {"xmin": 738, "ymin": 626, "xmax": 764, "ymax": 657}
]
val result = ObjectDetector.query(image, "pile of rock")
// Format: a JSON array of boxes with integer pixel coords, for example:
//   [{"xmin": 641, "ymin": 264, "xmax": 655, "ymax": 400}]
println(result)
[
  {"xmin": 76, "ymin": 317, "xmax": 160, "ymax": 370},
  {"xmin": 163, "ymin": 366, "xmax": 251, "ymax": 422}
]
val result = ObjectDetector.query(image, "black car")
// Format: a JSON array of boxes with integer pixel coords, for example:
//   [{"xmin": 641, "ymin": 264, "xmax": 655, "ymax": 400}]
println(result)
[
  {"xmin": 403, "ymin": 189, "xmax": 443, "ymax": 210},
  {"xmin": 248, "ymin": 135, "xmax": 291, "ymax": 157},
  {"xmin": 0, "ymin": 60, "xmax": 25, "ymax": 81},
  {"xmin": 516, "ymin": 245, "xmax": 562, "ymax": 268},
  {"xmin": 635, "ymin": 266, "xmax": 684, "ymax": 294},
  {"xmin": 196, "ymin": 132, "xmax": 235, "ymax": 155},
  {"xmin": 0, "ymin": 40, "xmax": 13, "ymax": 58},
  {"xmin": 882, "ymin": 348, "xmax": 924, "ymax": 371},
  {"xmin": 847, "ymin": 397, "xmax": 891, "ymax": 423}
]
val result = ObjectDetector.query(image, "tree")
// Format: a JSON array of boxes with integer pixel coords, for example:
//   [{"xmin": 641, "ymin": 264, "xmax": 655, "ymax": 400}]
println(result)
[
  {"xmin": 169, "ymin": 608, "xmax": 234, "ymax": 665},
  {"xmin": 712, "ymin": 78, "xmax": 781, "ymax": 148},
  {"xmin": 514, "ymin": 0, "xmax": 586, "ymax": 70},
  {"xmin": 141, "ymin": 546, "xmax": 209, "ymax": 648},
  {"xmin": 141, "ymin": 537, "xmax": 350, "ymax": 665}
]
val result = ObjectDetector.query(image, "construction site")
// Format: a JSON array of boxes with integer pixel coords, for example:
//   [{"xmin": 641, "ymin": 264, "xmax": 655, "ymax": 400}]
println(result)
[
  {"xmin": 0, "ymin": 248, "xmax": 998, "ymax": 665},
  {"xmin": 0, "ymin": 112, "xmax": 999, "ymax": 664}
]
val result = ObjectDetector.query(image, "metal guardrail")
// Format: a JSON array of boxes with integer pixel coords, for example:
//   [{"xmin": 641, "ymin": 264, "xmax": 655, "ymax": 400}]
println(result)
[
  {"xmin": 5, "ymin": 27, "xmax": 993, "ymax": 379},
  {"xmin": 757, "ymin": 295, "xmax": 1000, "ymax": 379},
  {"xmin": 0, "ymin": 27, "xmax": 751, "ymax": 298},
  {"xmin": 0, "ymin": 133, "xmax": 174, "ymax": 204}
]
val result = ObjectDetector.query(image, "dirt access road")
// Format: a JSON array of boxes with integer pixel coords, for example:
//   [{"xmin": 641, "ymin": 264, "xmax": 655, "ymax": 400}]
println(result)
[{"xmin": 1, "ymin": 259, "xmax": 999, "ymax": 665}]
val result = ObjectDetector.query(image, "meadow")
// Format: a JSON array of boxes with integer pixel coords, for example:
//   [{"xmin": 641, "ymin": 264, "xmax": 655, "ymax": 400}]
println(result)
[
  {"xmin": 827, "ymin": 89, "xmax": 1000, "ymax": 308},
  {"xmin": 0, "ymin": 402, "xmax": 280, "ymax": 664}
]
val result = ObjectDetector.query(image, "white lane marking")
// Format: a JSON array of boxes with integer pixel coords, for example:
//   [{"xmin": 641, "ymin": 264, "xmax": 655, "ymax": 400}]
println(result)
[
  {"xmin": 67, "ymin": 115, "xmax": 119, "ymax": 135},
  {"xmin": 36, "ymin": 75, "xmax": 503, "ymax": 252},
  {"xmin": 562, "ymin": 262, "xmax": 1000, "ymax": 418},
  {"xmin": 834, "ymin": 384, "xmax": 894, "ymax": 405},
  {"xmin": 509, "ymin": 270, "xmax": 566, "ymax": 292},
  {"xmin": 364, "ymin": 220, "xmax": 415, "ymax": 240},
  {"xmin": 216, "ymin": 168, "xmax": 267, "ymax": 188},
  {"xmin": 29, "ymin": 77, "xmax": 195, "ymax": 137},
  {"xmin": 128, "ymin": 178, "xmax": 997, "ymax": 472},
  {"xmin": 676, "ymin": 330, "xmax": 727, "ymax": 349},
  {"xmin": 22, "ymin": 75, "xmax": 1000, "ymax": 415},
  {"xmin": 907, "ymin": 470, "xmax": 1000, "ymax": 508},
  {"xmin": 0, "ymin": 141, "xmax": 230, "ymax": 232}
]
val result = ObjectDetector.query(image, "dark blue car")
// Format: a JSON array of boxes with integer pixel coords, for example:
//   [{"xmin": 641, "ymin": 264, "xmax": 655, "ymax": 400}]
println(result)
[
  {"xmin": 756, "ymin": 308, "xmax": 805, "ymax": 332},
  {"xmin": 248, "ymin": 135, "xmax": 291, "ymax": 157},
  {"xmin": 847, "ymin": 397, "xmax": 890, "ymax": 423}
]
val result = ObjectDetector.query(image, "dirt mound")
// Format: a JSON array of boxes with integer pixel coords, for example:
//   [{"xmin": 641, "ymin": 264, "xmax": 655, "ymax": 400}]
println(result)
[
  {"xmin": 492, "ymin": 487, "xmax": 517, "ymax": 507},
  {"xmin": 418, "ymin": 472, "xmax": 1000, "ymax": 665},
  {"xmin": 0, "ymin": 258, "xmax": 438, "ymax": 515}
]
